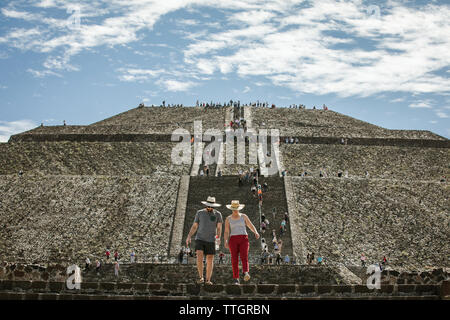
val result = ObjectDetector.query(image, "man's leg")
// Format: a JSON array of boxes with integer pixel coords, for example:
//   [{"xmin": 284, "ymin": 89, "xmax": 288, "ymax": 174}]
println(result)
[
  {"xmin": 205, "ymin": 255, "xmax": 214, "ymax": 282},
  {"xmin": 196, "ymin": 250, "xmax": 204, "ymax": 280}
]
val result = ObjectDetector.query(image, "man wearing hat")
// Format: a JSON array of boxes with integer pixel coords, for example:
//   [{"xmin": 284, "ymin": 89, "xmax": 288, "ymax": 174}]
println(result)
[
  {"xmin": 186, "ymin": 196, "xmax": 223, "ymax": 285},
  {"xmin": 224, "ymin": 200, "xmax": 260, "ymax": 285}
]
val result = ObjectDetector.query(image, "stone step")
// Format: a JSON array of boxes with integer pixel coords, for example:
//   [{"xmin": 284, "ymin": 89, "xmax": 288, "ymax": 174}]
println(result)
[
  {"xmin": 0, "ymin": 280, "xmax": 442, "ymax": 300},
  {"xmin": 0, "ymin": 291, "xmax": 441, "ymax": 301},
  {"xmin": 182, "ymin": 177, "xmax": 292, "ymax": 256},
  {"xmin": 80, "ymin": 264, "xmax": 341, "ymax": 284}
]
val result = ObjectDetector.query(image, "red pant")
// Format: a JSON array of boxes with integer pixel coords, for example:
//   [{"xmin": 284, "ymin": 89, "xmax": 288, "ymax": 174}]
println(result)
[{"xmin": 229, "ymin": 235, "xmax": 249, "ymax": 279}]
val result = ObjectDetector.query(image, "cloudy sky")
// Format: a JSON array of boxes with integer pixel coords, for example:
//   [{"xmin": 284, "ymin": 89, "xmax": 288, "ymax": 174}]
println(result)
[{"xmin": 0, "ymin": 0, "xmax": 449, "ymax": 141}]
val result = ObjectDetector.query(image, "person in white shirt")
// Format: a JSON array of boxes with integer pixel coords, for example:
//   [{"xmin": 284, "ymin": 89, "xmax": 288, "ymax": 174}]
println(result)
[{"xmin": 224, "ymin": 200, "xmax": 259, "ymax": 285}]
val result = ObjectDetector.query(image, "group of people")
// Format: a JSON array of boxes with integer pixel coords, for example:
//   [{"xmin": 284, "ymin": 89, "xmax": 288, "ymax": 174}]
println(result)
[
  {"xmin": 298, "ymin": 169, "xmax": 352, "ymax": 178},
  {"xmin": 306, "ymin": 252, "xmax": 326, "ymax": 265},
  {"xmin": 284, "ymin": 137, "xmax": 300, "ymax": 144},
  {"xmin": 229, "ymin": 118, "xmax": 247, "ymax": 130},
  {"xmin": 199, "ymin": 165, "xmax": 211, "ymax": 176},
  {"xmin": 178, "ymin": 246, "xmax": 194, "ymax": 264},
  {"xmin": 142, "ymin": 101, "xmax": 330, "ymax": 110},
  {"xmin": 361, "ymin": 253, "xmax": 388, "ymax": 270},
  {"xmin": 83, "ymin": 248, "xmax": 137, "ymax": 278},
  {"xmin": 287, "ymin": 104, "xmax": 329, "ymax": 110}
]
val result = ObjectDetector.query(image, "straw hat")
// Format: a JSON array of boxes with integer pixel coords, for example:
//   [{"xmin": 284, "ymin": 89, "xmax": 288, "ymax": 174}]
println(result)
[
  {"xmin": 201, "ymin": 196, "xmax": 221, "ymax": 208},
  {"xmin": 226, "ymin": 200, "xmax": 245, "ymax": 211}
]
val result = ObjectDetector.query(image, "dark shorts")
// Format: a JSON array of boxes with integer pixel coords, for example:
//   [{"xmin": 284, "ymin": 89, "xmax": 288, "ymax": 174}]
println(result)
[{"xmin": 195, "ymin": 239, "xmax": 216, "ymax": 255}]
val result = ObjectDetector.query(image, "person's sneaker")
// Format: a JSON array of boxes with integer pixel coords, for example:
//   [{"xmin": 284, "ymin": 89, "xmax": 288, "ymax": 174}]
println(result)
[
  {"xmin": 233, "ymin": 279, "xmax": 240, "ymax": 285},
  {"xmin": 197, "ymin": 278, "xmax": 204, "ymax": 284},
  {"xmin": 244, "ymin": 272, "xmax": 251, "ymax": 282}
]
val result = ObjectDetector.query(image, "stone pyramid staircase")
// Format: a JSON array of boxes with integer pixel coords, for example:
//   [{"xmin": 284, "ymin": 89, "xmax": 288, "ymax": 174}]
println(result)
[{"xmin": 181, "ymin": 176, "xmax": 292, "ymax": 257}]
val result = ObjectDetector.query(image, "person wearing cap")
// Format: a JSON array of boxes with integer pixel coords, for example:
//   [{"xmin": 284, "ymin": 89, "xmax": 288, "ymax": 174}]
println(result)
[
  {"xmin": 186, "ymin": 196, "xmax": 223, "ymax": 285},
  {"xmin": 224, "ymin": 200, "xmax": 260, "ymax": 285}
]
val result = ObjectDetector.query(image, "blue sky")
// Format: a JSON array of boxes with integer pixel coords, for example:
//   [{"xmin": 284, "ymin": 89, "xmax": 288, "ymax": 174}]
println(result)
[{"xmin": 0, "ymin": 0, "xmax": 449, "ymax": 141}]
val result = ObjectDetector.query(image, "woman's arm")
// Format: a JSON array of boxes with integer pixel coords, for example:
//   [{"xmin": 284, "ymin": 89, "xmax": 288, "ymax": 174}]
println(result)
[
  {"xmin": 244, "ymin": 214, "xmax": 260, "ymax": 239},
  {"xmin": 223, "ymin": 217, "xmax": 230, "ymax": 249}
]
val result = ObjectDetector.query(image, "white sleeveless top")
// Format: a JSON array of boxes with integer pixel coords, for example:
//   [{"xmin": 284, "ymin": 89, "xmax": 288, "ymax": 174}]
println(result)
[{"xmin": 229, "ymin": 214, "xmax": 248, "ymax": 236}]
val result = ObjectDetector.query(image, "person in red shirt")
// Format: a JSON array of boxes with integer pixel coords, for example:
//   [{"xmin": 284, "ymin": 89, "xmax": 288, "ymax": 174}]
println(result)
[{"xmin": 105, "ymin": 249, "xmax": 110, "ymax": 262}]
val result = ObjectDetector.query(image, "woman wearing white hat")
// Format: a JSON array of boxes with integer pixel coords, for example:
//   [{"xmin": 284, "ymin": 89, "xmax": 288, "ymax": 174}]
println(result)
[{"xmin": 224, "ymin": 200, "xmax": 260, "ymax": 285}]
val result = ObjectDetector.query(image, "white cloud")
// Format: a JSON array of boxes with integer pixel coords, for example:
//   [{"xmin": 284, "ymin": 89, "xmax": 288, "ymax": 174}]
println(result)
[
  {"xmin": 390, "ymin": 97, "xmax": 406, "ymax": 103},
  {"xmin": 435, "ymin": 110, "xmax": 448, "ymax": 118},
  {"xmin": 0, "ymin": 120, "xmax": 37, "ymax": 142},
  {"xmin": 182, "ymin": 1, "xmax": 450, "ymax": 98},
  {"xmin": 409, "ymin": 100, "xmax": 433, "ymax": 109},
  {"xmin": 27, "ymin": 68, "xmax": 62, "ymax": 78},
  {"xmin": 0, "ymin": 0, "xmax": 448, "ymax": 102},
  {"xmin": 117, "ymin": 68, "xmax": 165, "ymax": 82},
  {"xmin": 158, "ymin": 79, "xmax": 197, "ymax": 92},
  {"xmin": 243, "ymin": 86, "xmax": 251, "ymax": 93}
]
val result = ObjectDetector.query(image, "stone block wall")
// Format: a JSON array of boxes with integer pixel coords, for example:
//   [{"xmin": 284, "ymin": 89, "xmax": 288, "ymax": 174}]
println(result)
[
  {"xmin": 0, "ymin": 174, "xmax": 181, "ymax": 263},
  {"xmin": 282, "ymin": 144, "xmax": 449, "ymax": 180},
  {"xmin": 0, "ymin": 142, "xmax": 190, "ymax": 176},
  {"xmin": 289, "ymin": 178, "xmax": 449, "ymax": 269}
]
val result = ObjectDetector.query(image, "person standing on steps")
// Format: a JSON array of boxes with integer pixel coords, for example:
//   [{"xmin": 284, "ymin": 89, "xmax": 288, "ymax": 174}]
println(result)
[
  {"xmin": 186, "ymin": 196, "xmax": 223, "ymax": 285},
  {"xmin": 114, "ymin": 261, "xmax": 119, "ymax": 277},
  {"xmin": 224, "ymin": 200, "xmax": 260, "ymax": 285}
]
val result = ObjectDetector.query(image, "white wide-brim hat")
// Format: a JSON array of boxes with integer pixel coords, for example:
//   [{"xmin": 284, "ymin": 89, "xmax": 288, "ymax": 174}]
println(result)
[
  {"xmin": 201, "ymin": 196, "xmax": 221, "ymax": 208},
  {"xmin": 226, "ymin": 200, "xmax": 245, "ymax": 211}
]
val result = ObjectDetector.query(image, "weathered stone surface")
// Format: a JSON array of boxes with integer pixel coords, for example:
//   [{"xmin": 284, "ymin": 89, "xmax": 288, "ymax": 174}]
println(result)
[
  {"xmin": 440, "ymin": 280, "xmax": 450, "ymax": 298},
  {"xmin": 415, "ymin": 285, "xmax": 438, "ymax": 295},
  {"xmin": 203, "ymin": 284, "xmax": 224, "ymax": 293},
  {"xmin": 99, "ymin": 282, "xmax": 116, "ymax": 291},
  {"xmin": 0, "ymin": 142, "xmax": 191, "ymax": 176},
  {"xmin": 282, "ymin": 144, "xmax": 449, "ymax": 180},
  {"xmin": 30, "ymin": 281, "xmax": 47, "ymax": 290},
  {"xmin": 0, "ymin": 174, "xmax": 182, "ymax": 263},
  {"xmin": 81, "ymin": 282, "xmax": 99, "ymax": 290},
  {"xmin": 298, "ymin": 285, "xmax": 315, "ymax": 294},
  {"xmin": 333, "ymin": 285, "xmax": 352, "ymax": 293},
  {"xmin": 225, "ymin": 285, "xmax": 241, "ymax": 295},
  {"xmin": 354, "ymin": 285, "xmax": 371, "ymax": 294},
  {"xmin": 133, "ymin": 283, "xmax": 147, "ymax": 292},
  {"xmin": 117, "ymin": 283, "xmax": 133, "ymax": 290},
  {"xmin": 0, "ymin": 280, "xmax": 13, "ymax": 290},
  {"xmin": 397, "ymin": 285, "xmax": 415, "ymax": 293},
  {"xmin": 242, "ymin": 284, "xmax": 256, "ymax": 294},
  {"xmin": 186, "ymin": 284, "xmax": 200, "ymax": 295},
  {"xmin": 380, "ymin": 285, "xmax": 394, "ymax": 294},
  {"xmin": 290, "ymin": 178, "xmax": 449, "ymax": 269},
  {"xmin": 251, "ymin": 107, "xmax": 444, "ymax": 140},
  {"xmin": 14, "ymin": 281, "xmax": 32, "ymax": 290},
  {"xmin": 277, "ymin": 284, "xmax": 296, "ymax": 294},
  {"xmin": 257, "ymin": 284, "xmax": 275, "ymax": 294}
]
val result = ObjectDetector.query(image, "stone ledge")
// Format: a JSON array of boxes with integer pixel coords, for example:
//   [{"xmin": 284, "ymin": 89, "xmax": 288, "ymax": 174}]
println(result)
[{"xmin": 0, "ymin": 280, "xmax": 443, "ymax": 299}]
